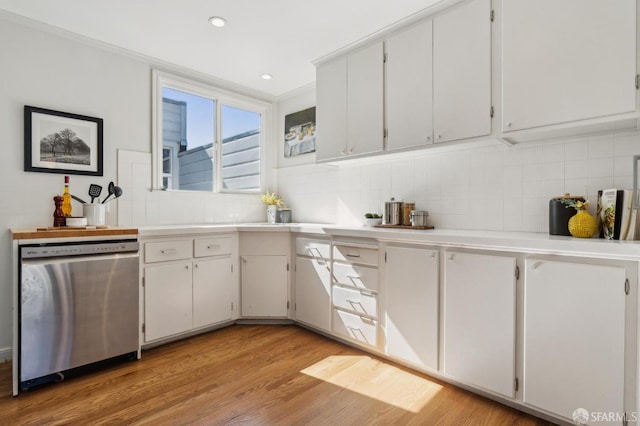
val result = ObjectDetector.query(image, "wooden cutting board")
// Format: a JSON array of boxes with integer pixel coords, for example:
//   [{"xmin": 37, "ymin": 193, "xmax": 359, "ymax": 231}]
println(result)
[{"xmin": 374, "ymin": 224, "xmax": 434, "ymax": 230}]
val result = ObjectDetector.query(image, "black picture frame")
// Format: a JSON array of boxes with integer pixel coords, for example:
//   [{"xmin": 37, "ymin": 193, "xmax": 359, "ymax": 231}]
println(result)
[{"xmin": 24, "ymin": 105, "xmax": 103, "ymax": 176}]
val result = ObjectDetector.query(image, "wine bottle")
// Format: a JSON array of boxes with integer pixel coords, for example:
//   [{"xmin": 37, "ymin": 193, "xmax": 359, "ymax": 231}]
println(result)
[{"xmin": 62, "ymin": 175, "xmax": 72, "ymax": 217}]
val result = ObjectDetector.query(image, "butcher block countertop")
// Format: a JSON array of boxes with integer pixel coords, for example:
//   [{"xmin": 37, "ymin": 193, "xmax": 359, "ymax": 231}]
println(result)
[{"xmin": 12, "ymin": 226, "xmax": 138, "ymax": 240}]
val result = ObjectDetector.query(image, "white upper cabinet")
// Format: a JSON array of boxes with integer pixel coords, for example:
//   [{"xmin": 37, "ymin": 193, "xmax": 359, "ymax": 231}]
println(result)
[
  {"xmin": 316, "ymin": 43, "xmax": 384, "ymax": 161},
  {"xmin": 501, "ymin": 0, "xmax": 637, "ymax": 134},
  {"xmin": 316, "ymin": 56, "xmax": 348, "ymax": 161},
  {"xmin": 433, "ymin": 0, "xmax": 491, "ymax": 143},
  {"xmin": 347, "ymin": 42, "xmax": 385, "ymax": 157},
  {"xmin": 385, "ymin": 20, "xmax": 434, "ymax": 151}
]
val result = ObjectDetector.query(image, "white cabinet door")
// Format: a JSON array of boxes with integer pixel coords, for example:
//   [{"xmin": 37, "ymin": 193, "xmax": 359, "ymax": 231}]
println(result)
[
  {"xmin": 145, "ymin": 262, "xmax": 193, "ymax": 342},
  {"xmin": 523, "ymin": 259, "xmax": 626, "ymax": 422},
  {"xmin": 316, "ymin": 56, "xmax": 347, "ymax": 161},
  {"xmin": 385, "ymin": 246, "xmax": 439, "ymax": 371},
  {"xmin": 347, "ymin": 42, "xmax": 384, "ymax": 157},
  {"xmin": 501, "ymin": 0, "xmax": 636, "ymax": 132},
  {"xmin": 443, "ymin": 251, "xmax": 516, "ymax": 397},
  {"xmin": 193, "ymin": 257, "xmax": 233, "ymax": 329},
  {"xmin": 386, "ymin": 20, "xmax": 433, "ymax": 150},
  {"xmin": 295, "ymin": 256, "xmax": 331, "ymax": 331},
  {"xmin": 241, "ymin": 255, "xmax": 288, "ymax": 317},
  {"xmin": 433, "ymin": 0, "xmax": 491, "ymax": 143}
]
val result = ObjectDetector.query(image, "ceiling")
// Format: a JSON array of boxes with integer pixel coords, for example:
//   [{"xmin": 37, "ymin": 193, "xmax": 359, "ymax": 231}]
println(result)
[{"xmin": 0, "ymin": 0, "xmax": 445, "ymax": 98}]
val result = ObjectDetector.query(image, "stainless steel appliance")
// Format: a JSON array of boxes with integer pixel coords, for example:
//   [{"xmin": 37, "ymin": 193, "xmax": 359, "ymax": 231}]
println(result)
[{"xmin": 19, "ymin": 240, "xmax": 139, "ymax": 391}]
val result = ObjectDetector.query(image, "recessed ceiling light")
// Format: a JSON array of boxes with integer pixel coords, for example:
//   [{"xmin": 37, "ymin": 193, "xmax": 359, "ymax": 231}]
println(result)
[
  {"xmin": 208, "ymin": 16, "xmax": 227, "ymax": 27},
  {"xmin": 261, "ymin": 74, "xmax": 273, "ymax": 80}
]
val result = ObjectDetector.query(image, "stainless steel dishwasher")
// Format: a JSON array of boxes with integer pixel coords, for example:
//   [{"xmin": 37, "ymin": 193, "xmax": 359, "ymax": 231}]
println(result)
[{"xmin": 19, "ymin": 239, "xmax": 139, "ymax": 392}]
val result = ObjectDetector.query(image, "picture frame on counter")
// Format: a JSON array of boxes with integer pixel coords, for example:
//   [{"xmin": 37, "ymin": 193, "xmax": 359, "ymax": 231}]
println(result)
[{"xmin": 24, "ymin": 105, "xmax": 103, "ymax": 176}]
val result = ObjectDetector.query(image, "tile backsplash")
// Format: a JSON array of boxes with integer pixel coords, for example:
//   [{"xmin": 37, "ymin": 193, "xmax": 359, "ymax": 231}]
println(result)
[
  {"xmin": 275, "ymin": 131, "xmax": 639, "ymax": 232},
  {"xmin": 117, "ymin": 150, "xmax": 265, "ymax": 226}
]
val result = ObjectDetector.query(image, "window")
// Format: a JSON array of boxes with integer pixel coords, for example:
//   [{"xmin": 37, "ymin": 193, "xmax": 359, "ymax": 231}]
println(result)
[{"xmin": 153, "ymin": 71, "xmax": 269, "ymax": 193}]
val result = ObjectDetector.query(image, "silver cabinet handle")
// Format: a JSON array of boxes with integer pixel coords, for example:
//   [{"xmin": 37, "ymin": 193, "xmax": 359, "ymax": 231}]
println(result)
[
  {"xmin": 347, "ymin": 149, "xmax": 353, "ymax": 154},
  {"xmin": 161, "ymin": 248, "xmax": 177, "ymax": 255},
  {"xmin": 345, "ymin": 253, "xmax": 360, "ymax": 258},
  {"xmin": 341, "ymin": 149, "xmax": 346, "ymax": 155},
  {"xmin": 505, "ymin": 122, "xmax": 512, "ymax": 128},
  {"xmin": 185, "ymin": 265, "xmax": 190, "ymax": 270},
  {"xmin": 194, "ymin": 264, "xmax": 198, "ymax": 269},
  {"xmin": 206, "ymin": 244, "xmax": 220, "ymax": 250},
  {"xmin": 359, "ymin": 290, "xmax": 374, "ymax": 297},
  {"xmin": 448, "ymin": 254, "xmax": 455, "ymax": 261},
  {"xmin": 436, "ymin": 134, "xmax": 442, "ymax": 140}
]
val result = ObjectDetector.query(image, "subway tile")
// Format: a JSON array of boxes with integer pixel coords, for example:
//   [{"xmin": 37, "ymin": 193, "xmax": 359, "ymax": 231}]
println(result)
[
  {"xmin": 542, "ymin": 162, "xmax": 564, "ymax": 180},
  {"xmin": 564, "ymin": 160, "xmax": 587, "ymax": 179},
  {"xmin": 588, "ymin": 134, "xmax": 614, "ymax": 158},
  {"xmin": 613, "ymin": 131, "xmax": 639, "ymax": 157},
  {"xmin": 586, "ymin": 158, "xmax": 613, "ymax": 178},
  {"xmin": 564, "ymin": 139, "xmax": 589, "ymax": 161}
]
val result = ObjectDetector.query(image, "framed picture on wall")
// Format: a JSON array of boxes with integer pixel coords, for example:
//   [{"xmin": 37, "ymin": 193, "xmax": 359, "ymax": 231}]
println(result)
[
  {"xmin": 284, "ymin": 106, "xmax": 316, "ymax": 158},
  {"xmin": 24, "ymin": 105, "xmax": 104, "ymax": 176}
]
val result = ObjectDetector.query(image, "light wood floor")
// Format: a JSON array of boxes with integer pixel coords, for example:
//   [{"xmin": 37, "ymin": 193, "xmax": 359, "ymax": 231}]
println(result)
[{"xmin": 0, "ymin": 325, "xmax": 554, "ymax": 425}]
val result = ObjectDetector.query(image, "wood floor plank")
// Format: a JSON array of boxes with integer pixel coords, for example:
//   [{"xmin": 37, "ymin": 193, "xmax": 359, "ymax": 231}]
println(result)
[{"xmin": 0, "ymin": 325, "xmax": 554, "ymax": 425}]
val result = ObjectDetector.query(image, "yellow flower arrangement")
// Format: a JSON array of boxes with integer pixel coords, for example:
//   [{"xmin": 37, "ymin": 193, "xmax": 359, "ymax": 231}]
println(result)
[
  {"xmin": 561, "ymin": 198, "xmax": 589, "ymax": 211},
  {"xmin": 261, "ymin": 192, "xmax": 285, "ymax": 208}
]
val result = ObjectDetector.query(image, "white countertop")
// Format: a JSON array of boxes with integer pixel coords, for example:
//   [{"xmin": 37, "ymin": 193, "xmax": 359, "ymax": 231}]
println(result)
[{"xmin": 137, "ymin": 223, "xmax": 640, "ymax": 260}]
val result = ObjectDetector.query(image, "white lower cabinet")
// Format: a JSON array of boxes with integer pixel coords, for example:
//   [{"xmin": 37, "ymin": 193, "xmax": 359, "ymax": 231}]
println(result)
[
  {"xmin": 333, "ymin": 309, "xmax": 378, "ymax": 347},
  {"xmin": 295, "ymin": 256, "xmax": 331, "ymax": 331},
  {"xmin": 241, "ymin": 255, "xmax": 289, "ymax": 317},
  {"xmin": 142, "ymin": 234, "xmax": 238, "ymax": 344},
  {"xmin": 384, "ymin": 245, "xmax": 439, "ymax": 371},
  {"xmin": 332, "ymin": 240, "xmax": 380, "ymax": 349},
  {"xmin": 193, "ymin": 257, "xmax": 234, "ymax": 329},
  {"xmin": 523, "ymin": 259, "xmax": 627, "ymax": 423},
  {"xmin": 443, "ymin": 251, "xmax": 516, "ymax": 398},
  {"xmin": 145, "ymin": 261, "xmax": 193, "ymax": 342}
]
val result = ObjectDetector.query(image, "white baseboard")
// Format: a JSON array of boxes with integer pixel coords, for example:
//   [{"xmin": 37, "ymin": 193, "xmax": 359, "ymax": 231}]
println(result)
[{"xmin": 0, "ymin": 347, "xmax": 12, "ymax": 363}]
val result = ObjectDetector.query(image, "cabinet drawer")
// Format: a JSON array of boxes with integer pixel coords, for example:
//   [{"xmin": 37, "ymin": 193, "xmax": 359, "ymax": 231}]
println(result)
[
  {"xmin": 194, "ymin": 236, "xmax": 232, "ymax": 258},
  {"xmin": 333, "ymin": 286, "xmax": 377, "ymax": 318},
  {"xmin": 333, "ymin": 244, "xmax": 378, "ymax": 266},
  {"xmin": 333, "ymin": 309, "xmax": 378, "ymax": 347},
  {"xmin": 296, "ymin": 237, "xmax": 331, "ymax": 259},
  {"xmin": 332, "ymin": 262, "xmax": 378, "ymax": 292},
  {"xmin": 145, "ymin": 240, "xmax": 192, "ymax": 263}
]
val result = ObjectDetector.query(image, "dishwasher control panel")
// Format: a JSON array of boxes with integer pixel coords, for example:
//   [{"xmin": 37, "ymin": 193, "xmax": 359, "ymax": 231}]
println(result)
[{"xmin": 21, "ymin": 240, "xmax": 139, "ymax": 259}]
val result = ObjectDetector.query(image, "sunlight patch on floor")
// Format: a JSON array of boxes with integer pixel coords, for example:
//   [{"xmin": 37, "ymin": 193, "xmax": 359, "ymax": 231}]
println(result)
[{"xmin": 300, "ymin": 355, "xmax": 443, "ymax": 413}]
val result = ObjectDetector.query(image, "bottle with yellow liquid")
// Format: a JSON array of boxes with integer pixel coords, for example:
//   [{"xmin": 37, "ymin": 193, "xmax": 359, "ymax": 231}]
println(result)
[{"xmin": 62, "ymin": 175, "xmax": 72, "ymax": 217}]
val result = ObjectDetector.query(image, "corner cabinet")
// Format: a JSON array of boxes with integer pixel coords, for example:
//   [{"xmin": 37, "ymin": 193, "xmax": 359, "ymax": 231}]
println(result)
[
  {"xmin": 142, "ymin": 234, "xmax": 238, "ymax": 344},
  {"xmin": 316, "ymin": 43, "xmax": 384, "ymax": 161},
  {"xmin": 239, "ymin": 232, "xmax": 291, "ymax": 318},
  {"xmin": 523, "ymin": 258, "xmax": 630, "ymax": 423},
  {"xmin": 501, "ymin": 0, "xmax": 637, "ymax": 137},
  {"xmin": 443, "ymin": 250, "xmax": 516, "ymax": 398},
  {"xmin": 384, "ymin": 245, "xmax": 439, "ymax": 371}
]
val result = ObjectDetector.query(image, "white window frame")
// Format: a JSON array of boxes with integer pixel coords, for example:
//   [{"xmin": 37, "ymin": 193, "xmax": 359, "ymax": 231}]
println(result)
[{"xmin": 152, "ymin": 70, "xmax": 270, "ymax": 193}]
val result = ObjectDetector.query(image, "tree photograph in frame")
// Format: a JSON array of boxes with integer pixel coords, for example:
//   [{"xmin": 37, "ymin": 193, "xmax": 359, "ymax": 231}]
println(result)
[
  {"xmin": 284, "ymin": 106, "xmax": 316, "ymax": 158},
  {"xmin": 24, "ymin": 105, "xmax": 103, "ymax": 176}
]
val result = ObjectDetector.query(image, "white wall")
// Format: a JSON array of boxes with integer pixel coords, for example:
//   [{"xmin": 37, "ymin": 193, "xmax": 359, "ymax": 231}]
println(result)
[
  {"xmin": 275, "ymin": 87, "xmax": 640, "ymax": 231},
  {"xmin": 0, "ymin": 17, "xmax": 269, "ymax": 356}
]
